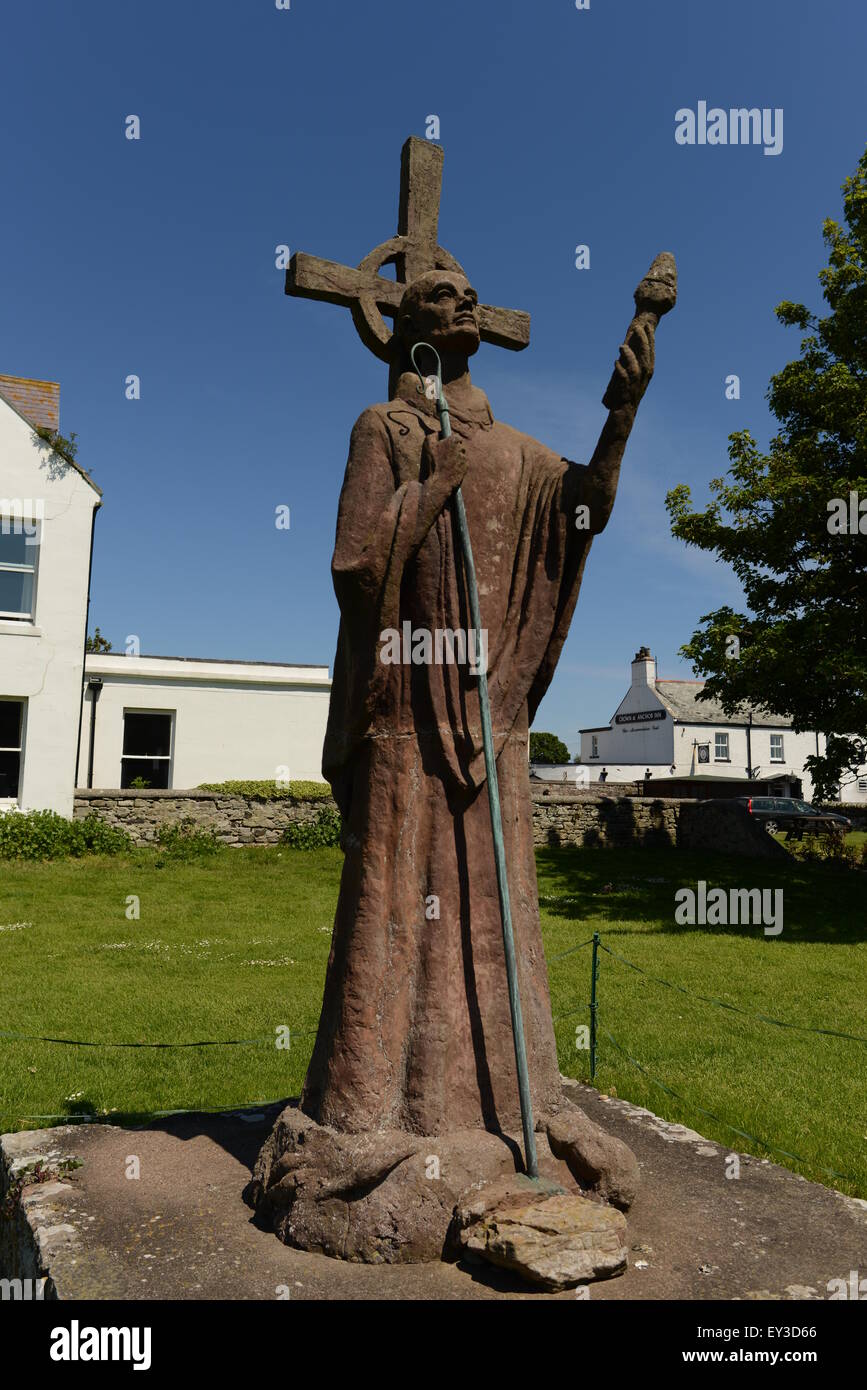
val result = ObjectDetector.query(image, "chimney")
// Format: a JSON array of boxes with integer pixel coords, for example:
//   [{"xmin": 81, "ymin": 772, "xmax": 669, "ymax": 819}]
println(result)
[
  {"xmin": 0, "ymin": 374, "xmax": 60, "ymax": 432},
  {"xmin": 631, "ymin": 646, "xmax": 656, "ymax": 688}
]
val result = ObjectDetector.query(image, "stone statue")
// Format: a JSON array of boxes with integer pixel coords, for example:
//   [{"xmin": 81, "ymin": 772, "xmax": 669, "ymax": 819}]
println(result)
[{"xmin": 251, "ymin": 138, "xmax": 675, "ymax": 1278}]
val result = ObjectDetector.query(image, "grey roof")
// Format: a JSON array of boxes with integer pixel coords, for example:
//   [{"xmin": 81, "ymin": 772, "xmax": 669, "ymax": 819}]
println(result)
[{"xmin": 654, "ymin": 681, "xmax": 792, "ymax": 729}]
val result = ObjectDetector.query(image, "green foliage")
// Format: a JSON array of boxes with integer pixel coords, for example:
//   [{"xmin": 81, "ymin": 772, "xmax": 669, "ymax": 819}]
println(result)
[
  {"xmin": 154, "ymin": 819, "xmax": 223, "ymax": 861},
  {"xmin": 785, "ymin": 828, "xmax": 865, "ymax": 870},
  {"xmin": 196, "ymin": 779, "xmax": 332, "ymax": 801},
  {"xmin": 529, "ymin": 731, "xmax": 571, "ymax": 765},
  {"xmin": 666, "ymin": 146, "xmax": 867, "ymax": 799},
  {"xmin": 85, "ymin": 627, "xmax": 113, "ymax": 653},
  {"xmin": 0, "ymin": 810, "xmax": 130, "ymax": 860},
  {"xmin": 282, "ymin": 807, "xmax": 342, "ymax": 849},
  {"xmin": 0, "ymin": 1156, "xmax": 82, "ymax": 1219},
  {"xmin": 35, "ymin": 426, "xmax": 79, "ymax": 463},
  {"xmin": 129, "ymin": 776, "xmax": 151, "ymax": 789}
]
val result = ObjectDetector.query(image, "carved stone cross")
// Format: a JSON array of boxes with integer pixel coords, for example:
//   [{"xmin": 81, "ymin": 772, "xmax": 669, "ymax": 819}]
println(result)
[{"xmin": 287, "ymin": 136, "xmax": 530, "ymax": 376}]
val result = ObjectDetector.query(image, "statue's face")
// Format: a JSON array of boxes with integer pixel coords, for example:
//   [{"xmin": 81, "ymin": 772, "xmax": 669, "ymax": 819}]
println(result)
[{"xmin": 398, "ymin": 272, "xmax": 481, "ymax": 358}]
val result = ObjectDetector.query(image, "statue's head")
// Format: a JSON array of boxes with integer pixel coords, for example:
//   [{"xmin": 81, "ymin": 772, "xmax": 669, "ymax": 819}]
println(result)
[{"xmin": 396, "ymin": 270, "xmax": 481, "ymax": 363}]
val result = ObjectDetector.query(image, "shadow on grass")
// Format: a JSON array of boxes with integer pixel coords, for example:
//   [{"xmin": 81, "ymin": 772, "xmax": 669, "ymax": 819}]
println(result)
[{"xmin": 536, "ymin": 845, "xmax": 866, "ymax": 945}]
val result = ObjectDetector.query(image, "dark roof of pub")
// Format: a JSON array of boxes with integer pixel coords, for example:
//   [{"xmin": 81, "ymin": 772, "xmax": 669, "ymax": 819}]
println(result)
[{"xmin": 653, "ymin": 680, "xmax": 793, "ymax": 728}]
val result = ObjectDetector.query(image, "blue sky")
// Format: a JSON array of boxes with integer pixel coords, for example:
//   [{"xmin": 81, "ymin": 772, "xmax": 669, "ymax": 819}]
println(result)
[{"xmin": 1, "ymin": 0, "xmax": 865, "ymax": 756}]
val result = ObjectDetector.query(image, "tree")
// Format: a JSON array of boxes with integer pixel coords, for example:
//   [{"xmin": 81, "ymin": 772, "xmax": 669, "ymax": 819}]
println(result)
[
  {"xmin": 85, "ymin": 628, "xmax": 112, "ymax": 653},
  {"xmin": 666, "ymin": 148, "xmax": 867, "ymax": 799},
  {"xmin": 529, "ymin": 731, "xmax": 571, "ymax": 765}
]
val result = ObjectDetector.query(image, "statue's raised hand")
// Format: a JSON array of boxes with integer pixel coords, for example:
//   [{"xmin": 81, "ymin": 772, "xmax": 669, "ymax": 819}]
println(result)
[
  {"xmin": 601, "ymin": 251, "xmax": 676, "ymax": 414},
  {"xmin": 584, "ymin": 252, "xmax": 676, "ymax": 534},
  {"xmin": 605, "ymin": 320, "xmax": 656, "ymax": 413}
]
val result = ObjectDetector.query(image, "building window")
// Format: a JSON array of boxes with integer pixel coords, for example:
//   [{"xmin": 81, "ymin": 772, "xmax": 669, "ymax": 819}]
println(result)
[
  {"xmin": 770, "ymin": 733, "xmax": 784, "ymax": 762},
  {"xmin": 121, "ymin": 711, "xmax": 173, "ymax": 789},
  {"xmin": 714, "ymin": 732, "xmax": 730, "ymax": 761},
  {"xmin": 0, "ymin": 523, "xmax": 39, "ymax": 621},
  {"xmin": 591, "ymin": 735, "xmax": 599, "ymax": 758},
  {"xmin": 858, "ymin": 778, "xmax": 867, "ymax": 793},
  {"xmin": 0, "ymin": 699, "xmax": 24, "ymax": 798}
]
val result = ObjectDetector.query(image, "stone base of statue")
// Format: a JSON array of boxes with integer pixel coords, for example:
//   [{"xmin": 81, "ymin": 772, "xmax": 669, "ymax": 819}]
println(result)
[{"xmin": 248, "ymin": 1096, "xmax": 638, "ymax": 1287}]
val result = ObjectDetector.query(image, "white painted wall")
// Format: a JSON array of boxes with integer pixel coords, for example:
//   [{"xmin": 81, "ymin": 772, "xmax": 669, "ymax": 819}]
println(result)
[
  {"xmin": 529, "ymin": 763, "xmax": 586, "ymax": 784},
  {"xmin": 577, "ymin": 763, "xmax": 664, "ymax": 787},
  {"xmin": 0, "ymin": 397, "xmax": 99, "ymax": 816},
  {"xmin": 581, "ymin": 651, "xmax": 673, "ymax": 768},
  {"xmin": 78, "ymin": 654, "xmax": 331, "ymax": 789},
  {"xmin": 670, "ymin": 721, "xmax": 820, "ymax": 791}
]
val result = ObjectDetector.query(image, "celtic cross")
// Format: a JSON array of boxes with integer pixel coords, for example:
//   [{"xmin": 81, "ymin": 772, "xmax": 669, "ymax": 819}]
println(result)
[{"xmin": 286, "ymin": 136, "xmax": 530, "ymax": 384}]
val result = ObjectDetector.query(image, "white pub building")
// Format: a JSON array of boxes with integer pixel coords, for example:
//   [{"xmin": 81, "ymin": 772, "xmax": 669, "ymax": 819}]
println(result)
[{"xmin": 574, "ymin": 647, "xmax": 866, "ymax": 805}]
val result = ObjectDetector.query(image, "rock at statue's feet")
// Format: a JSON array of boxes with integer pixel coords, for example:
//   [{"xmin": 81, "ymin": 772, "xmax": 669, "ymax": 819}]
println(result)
[
  {"xmin": 249, "ymin": 1105, "xmax": 585, "ymax": 1266},
  {"xmin": 543, "ymin": 1103, "xmax": 640, "ymax": 1211},
  {"xmin": 454, "ymin": 1174, "xmax": 628, "ymax": 1291}
]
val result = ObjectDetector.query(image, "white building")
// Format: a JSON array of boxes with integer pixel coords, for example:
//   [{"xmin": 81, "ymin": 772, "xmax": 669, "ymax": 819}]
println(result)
[
  {"xmin": 78, "ymin": 654, "xmax": 330, "ymax": 791},
  {"xmin": 0, "ymin": 376, "xmax": 100, "ymax": 817},
  {"xmin": 0, "ymin": 374, "xmax": 331, "ymax": 815},
  {"xmin": 576, "ymin": 647, "xmax": 867, "ymax": 805}
]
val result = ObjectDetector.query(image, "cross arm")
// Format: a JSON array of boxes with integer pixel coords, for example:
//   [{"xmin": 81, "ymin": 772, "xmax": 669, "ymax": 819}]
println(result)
[
  {"xmin": 289, "ymin": 251, "xmax": 529, "ymax": 351},
  {"xmin": 477, "ymin": 304, "xmax": 530, "ymax": 351},
  {"xmin": 287, "ymin": 252, "xmax": 403, "ymax": 314}
]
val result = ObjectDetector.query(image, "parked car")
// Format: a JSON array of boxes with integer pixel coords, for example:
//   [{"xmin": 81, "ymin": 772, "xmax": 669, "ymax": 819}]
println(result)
[{"xmin": 734, "ymin": 796, "xmax": 852, "ymax": 838}]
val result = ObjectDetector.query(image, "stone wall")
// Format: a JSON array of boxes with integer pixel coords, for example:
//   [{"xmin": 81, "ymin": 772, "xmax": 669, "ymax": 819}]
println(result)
[
  {"xmin": 678, "ymin": 797, "xmax": 790, "ymax": 859},
  {"xmin": 74, "ymin": 785, "xmax": 787, "ymax": 859},
  {"xmin": 532, "ymin": 786, "xmax": 788, "ymax": 859},
  {"xmin": 532, "ymin": 788, "xmax": 679, "ymax": 851},
  {"xmin": 73, "ymin": 789, "xmax": 332, "ymax": 846}
]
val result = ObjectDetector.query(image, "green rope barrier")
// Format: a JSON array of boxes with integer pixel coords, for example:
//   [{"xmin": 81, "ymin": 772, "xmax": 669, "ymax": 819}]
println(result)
[
  {"xmin": 597, "ymin": 942, "xmax": 867, "ymax": 1045},
  {"xmin": 551, "ymin": 1001, "xmax": 591, "ymax": 1022},
  {"xmin": 548, "ymin": 934, "xmax": 596, "ymax": 962},
  {"xmin": 0, "ymin": 1029, "xmax": 318, "ymax": 1049}
]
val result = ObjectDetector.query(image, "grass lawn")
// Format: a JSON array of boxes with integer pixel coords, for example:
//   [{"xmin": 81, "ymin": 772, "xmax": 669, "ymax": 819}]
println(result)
[
  {"xmin": 1, "ymin": 843, "xmax": 864, "ymax": 1198},
  {"xmin": 540, "ymin": 846, "xmax": 866, "ymax": 1199},
  {"xmin": 0, "ymin": 848, "xmax": 341, "ymax": 1131}
]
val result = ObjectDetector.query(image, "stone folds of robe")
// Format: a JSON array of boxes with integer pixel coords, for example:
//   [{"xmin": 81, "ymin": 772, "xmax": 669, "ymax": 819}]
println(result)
[{"xmin": 303, "ymin": 373, "xmax": 598, "ymax": 1138}]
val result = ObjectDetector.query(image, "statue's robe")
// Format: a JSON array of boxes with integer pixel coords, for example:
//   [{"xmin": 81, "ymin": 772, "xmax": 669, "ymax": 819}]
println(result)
[{"xmin": 302, "ymin": 371, "xmax": 599, "ymax": 1137}]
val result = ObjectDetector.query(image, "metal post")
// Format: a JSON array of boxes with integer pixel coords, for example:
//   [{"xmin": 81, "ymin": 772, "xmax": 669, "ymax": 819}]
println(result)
[
  {"xmin": 86, "ymin": 679, "xmax": 103, "ymax": 790},
  {"xmin": 590, "ymin": 930, "xmax": 600, "ymax": 1081}
]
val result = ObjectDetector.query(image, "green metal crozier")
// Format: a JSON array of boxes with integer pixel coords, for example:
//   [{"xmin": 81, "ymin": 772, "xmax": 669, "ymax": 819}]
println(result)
[{"xmin": 411, "ymin": 341, "xmax": 539, "ymax": 1180}]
